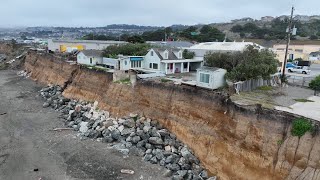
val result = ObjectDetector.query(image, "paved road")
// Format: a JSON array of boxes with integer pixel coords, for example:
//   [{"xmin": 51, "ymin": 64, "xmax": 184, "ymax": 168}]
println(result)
[{"xmin": 0, "ymin": 70, "xmax": 168, "ymax": 180}]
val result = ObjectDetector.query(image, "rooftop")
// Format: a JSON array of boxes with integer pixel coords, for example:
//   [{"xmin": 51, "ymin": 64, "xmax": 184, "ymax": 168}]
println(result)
[
  {"xmin": 50, "ymin": 39, "xmax": 127, "ymax": 44},
  {"xmin": 188, "ymin": 42, "xmax": 264, "ymax": 51},
  {"xmin": 147, "ymin": 41, "xmax": 194, "ymax": 48},
  {"xmin": 197, "ymin": 66, "xmax": 220, "ymax": 71},
  {"xmin": 81, "ymin": 50, "xmax": 104, "ymax": 57}
]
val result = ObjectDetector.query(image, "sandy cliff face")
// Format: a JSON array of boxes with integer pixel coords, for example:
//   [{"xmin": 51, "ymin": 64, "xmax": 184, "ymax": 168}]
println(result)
[{"xmin": 25, "ymin": 52, "xmax": 320, "ymax": 180}]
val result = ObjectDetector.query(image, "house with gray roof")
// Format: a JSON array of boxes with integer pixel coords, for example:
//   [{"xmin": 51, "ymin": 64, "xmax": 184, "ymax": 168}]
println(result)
[
  {"xmin": 309, "ymin": 51, "xmax": 320, "ymax": 61},
  {"xmin": 143, "ymin": 48, "xmax": 203, "ymax": 74},
  {"xmin": 77, "ymin": 50, "xmax": 103, "ymax": 66}
]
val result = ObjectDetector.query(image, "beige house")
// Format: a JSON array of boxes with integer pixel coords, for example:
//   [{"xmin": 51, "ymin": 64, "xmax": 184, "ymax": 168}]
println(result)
[{"xmin": 273, "ymin": 44, "xmax": 320, "ymax": 63}]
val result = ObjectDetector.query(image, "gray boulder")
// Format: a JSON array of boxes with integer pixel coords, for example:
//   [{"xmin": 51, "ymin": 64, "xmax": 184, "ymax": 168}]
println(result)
[
  {"xmin": 122, "ymin": 119, "xmax": 135, "ymax": 128},
  {"xmin": 149, "ymin": 137, "xmax": 164, "ymax": 145}
]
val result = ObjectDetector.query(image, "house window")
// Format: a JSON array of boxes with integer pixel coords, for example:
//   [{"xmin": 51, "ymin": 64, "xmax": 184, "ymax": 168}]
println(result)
[
  {"xmin": 124, "ymin": 61, "xmax": 127, "ymax": 65},
  {"xmin": 151, "ymin": 51, "xmax": 154, "ymax": 56},
  {"xmin": 178, "ymin": 52, "xmax": 182, "ymax": 59},
  {"xmin": 131, "ymin": 61, "xmax": 142, "ymax": 68},
  {"xmin": 153, "ymin": 63, "xmax": 158, "ymax": 69},
  {"xmin": 200, "ymin": 73, "xmax": 210, "ymax": 84},
  {"xmin": 149, "ymin": 63, "xmax": 158, "ymax": 69},
  {"xmin": 90, "ymin": 58, "xmax": 93, "ymax": 64},
  {"xmin": 164, "ymin": 52, "xmax": 168, "ymax": 59}
]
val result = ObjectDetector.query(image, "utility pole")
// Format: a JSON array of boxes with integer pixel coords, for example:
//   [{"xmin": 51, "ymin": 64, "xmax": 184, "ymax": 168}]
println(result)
[{"xmin": 281, "ymin": 6, "xmax": 295, "ymax": 84}]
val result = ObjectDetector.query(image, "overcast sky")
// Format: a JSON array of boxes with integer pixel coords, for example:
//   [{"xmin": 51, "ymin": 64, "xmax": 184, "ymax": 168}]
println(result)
[{"xmin": 0, "ymin": 0, "xmax": 319, "ymax": 27}]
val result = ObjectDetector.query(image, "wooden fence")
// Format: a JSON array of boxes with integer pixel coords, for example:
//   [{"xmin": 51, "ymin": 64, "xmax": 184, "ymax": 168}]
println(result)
[{"xmin": 233, "ymin": 75, "xmax": 279, "ymax": 93}]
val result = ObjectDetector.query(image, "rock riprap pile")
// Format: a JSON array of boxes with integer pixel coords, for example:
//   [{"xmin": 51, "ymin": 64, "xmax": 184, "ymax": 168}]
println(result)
[{"xmin": 40, "ymin": 85, "xmax": 217, "ymax": 180}]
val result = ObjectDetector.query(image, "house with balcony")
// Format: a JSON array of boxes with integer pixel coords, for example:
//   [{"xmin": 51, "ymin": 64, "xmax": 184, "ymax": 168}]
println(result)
[{"xmin": 143, "ymin": 48, "xmax": 203, "ymax": 74}]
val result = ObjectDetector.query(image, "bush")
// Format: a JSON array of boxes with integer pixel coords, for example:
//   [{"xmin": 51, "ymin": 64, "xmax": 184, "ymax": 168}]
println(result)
[
  {"xmin": 309, "ymin": 75, "xmax": 320, "ymax": 91},
  {"xmin": 205, "ymin": 45, "xmax": 278, "ymax": 82},
  {"xmin": 103, "ymin": 43, "xmax": 151, "ymax": 57},
  {"xmin": 291, "ymin": 118, "xmax": 313, "ymax": 137},
  {"xmin": 182, "ymin": 49, "xmax": 195, "ymax": 59}
]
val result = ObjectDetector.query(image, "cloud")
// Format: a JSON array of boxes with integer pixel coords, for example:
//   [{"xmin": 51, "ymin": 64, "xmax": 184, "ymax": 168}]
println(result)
[{"xmin": 0, "ymin": 0, "xmax": 319, "ymax": 27}]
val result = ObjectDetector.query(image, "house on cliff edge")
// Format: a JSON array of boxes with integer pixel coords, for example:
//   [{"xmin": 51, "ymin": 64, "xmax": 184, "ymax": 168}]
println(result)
[{"xmin": 77, "ymin": 50, "xmax": 103, "ymax": 66}]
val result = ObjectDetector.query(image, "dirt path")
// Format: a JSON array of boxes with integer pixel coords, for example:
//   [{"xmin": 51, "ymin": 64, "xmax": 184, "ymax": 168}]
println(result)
[{"xmin": 0, "ymin": 70, "xmax": 168, "ymax": 180}]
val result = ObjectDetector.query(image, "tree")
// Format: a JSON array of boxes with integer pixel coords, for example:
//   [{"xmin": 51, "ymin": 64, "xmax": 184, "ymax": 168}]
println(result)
[
  {"xmin": 103, "ymin": 43, "xmax": 151, "ymax": 57},
  {"xmin": 127, "ymin": 35, "xmax": 145, "ymax": 43},
  {"xmin": 309, "ymin": 75, "xmax": 320, "ymax": 93},
  {"xmin": 182, "ymin": 50, "xmax": 195, "ymax": 59},
  {"xmin": 205, "ymin": 46, "xmax": 278, "ymax": 82},
  {"xmin": 231, "ymin": 25, "xmax": 243, "ymax": 33}
]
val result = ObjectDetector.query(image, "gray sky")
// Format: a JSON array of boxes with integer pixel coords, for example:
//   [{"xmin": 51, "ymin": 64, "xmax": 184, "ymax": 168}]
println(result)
[{"xmin": 0, "ymin": 0, "xmax": 319, "ymax": 27}]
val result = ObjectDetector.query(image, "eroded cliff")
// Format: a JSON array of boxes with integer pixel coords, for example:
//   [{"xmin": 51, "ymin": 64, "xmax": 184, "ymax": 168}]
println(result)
[{"xmin": 24, "ymin": 51, "xmax": 320, "ymax": 180}]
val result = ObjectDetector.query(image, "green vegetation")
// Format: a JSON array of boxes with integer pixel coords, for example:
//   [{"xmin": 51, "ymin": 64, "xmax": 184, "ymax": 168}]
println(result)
[
  {"xmin": 103, "ymin": 43, "xmax": 151, "ymax": 57},
  {"xmin": 82, "ymin": 33, "xmax": 117, "ymax": 41},
  {"xmin": 309, "ymin": 75, "xmax": 320, "ymax": 91},
  {"xmin": 294, "ymin": 99, "xmax": 315, "ymax": 103},
  {"xmin": 114, "ymin": 78, "xmax": 131, "ymax": 85},
  {"xmin": 257, "ymin": 86, "xmax": 273, "ymax": 91},
  {"xmin": 277, "ymin": 139, "xmax": 284, "ymax": 145},
  {"xmin": 291, "ymin": 118, "xmax": 313, "ymax": 137},
  {"xmin": 182, "ymin": 49, "xmax": 195, "ymax": 59},
  {"xmin": 160, "ymin": 78, "xmax": 172, "ymax": 83},
  {"xmin": 205, "ymin": 46, "xmax": 278, "ymax": 82},
  {"xmin": 231, "ymin": 19, "xmax": 320, "ymax": 40}
]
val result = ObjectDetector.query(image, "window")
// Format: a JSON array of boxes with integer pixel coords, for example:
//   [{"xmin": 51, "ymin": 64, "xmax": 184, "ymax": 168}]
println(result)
[
  {"xmin": 295, "ymin": 49, "xmax": 303, "ymax": 53},
  {"xmin": 131, "ymin": 61, "xmax": 142, "ymax": 68},
  {"xmin": 153, "ymin": 63, "xmax": 158, "ymax": 69},
  {"xmin": 164, "ymin": 52, "xmax": 168, "ymax": 59},
  {"xmin": 200, "ymin": 73, "xmax": 210, "ymax": 84},
  {"xmin": 90, "ymin": 58, "xmax": 93, "ymax": 64},
  {"xmin": 149, "ymin": 63, "xmax": 158, "ymax": 69},
  {"xmin": 151, "ymin": 51, "xmax": 154, "ymax": 56},
  {"xmin": 124, "ymin": 61, "xmax": 127, "ymax": 65},
  {"xmin": 178, "ymin": 52, "xmax": 182, "ymax": 59}
]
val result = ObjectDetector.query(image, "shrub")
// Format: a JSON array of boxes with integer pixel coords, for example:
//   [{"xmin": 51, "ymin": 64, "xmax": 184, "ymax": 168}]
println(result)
[
  {"xmin": 291, "ymin": 118, "xmax": 313, "ymax": 137},
  {"xmin": 309, "ymin": 75, "xmax": 320, "ymax": 91}
]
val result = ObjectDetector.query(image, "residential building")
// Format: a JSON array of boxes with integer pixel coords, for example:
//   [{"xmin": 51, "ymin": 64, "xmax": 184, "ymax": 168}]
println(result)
[
  {"xmin": 102, "ymin": 55, "xmax": 144, "ymax": 71},
  {"xmin": 77, "ymin": 50, "xmax": 103, "ymax": 66},
  {"xmin": 144, "ymin": 48, "xmax": 203, "ymax": 74},
  {"xmin": 309, "ymin": 52, "xmax": 320, "ymax": 61},
  {"xmin": 146, "ymin": 41, "xmax": 194, "ymax": 48},
  {"xmin": 273, "ymin": 44, "xmax": 320, "ymax": 62},
  {"xmin": 196, "ymin": 67, "xmax": 227, "ymax": 90},
  {"xmin": 48, "ymin": 39, "xmax": 127, "ymax": 53},
  {"xmin": 187, "ymin": 42, "xmax": 264, "ymax": 60}
]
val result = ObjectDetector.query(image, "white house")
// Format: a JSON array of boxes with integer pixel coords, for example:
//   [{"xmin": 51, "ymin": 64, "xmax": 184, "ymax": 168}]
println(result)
[
  {"xmin": 196, "ymin": 67, "xmax": 227, "ymax": 90},
  {"xmin": 102, "ymin": 55, "xmax": 144, "ymax": 71},
  {"xmin": 77, "ymin": 50, "xmax": 103, "ymax": 66},
  {"xmin": 144, "ymin": 48, "xmax": 203, "ymax": 74},
  {"xmin": 309, "ymin": 52, "xmax": 320, "ymax": 61}
]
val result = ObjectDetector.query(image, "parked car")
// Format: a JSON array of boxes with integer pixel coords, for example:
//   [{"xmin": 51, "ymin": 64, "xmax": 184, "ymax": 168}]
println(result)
[
  {"xmin": 287, "ymin": 66, "xmax": 311, "ymax": 74},
  {"xmin": 286, "ymin": 63, "xmax": 297, "ymax": 68}
]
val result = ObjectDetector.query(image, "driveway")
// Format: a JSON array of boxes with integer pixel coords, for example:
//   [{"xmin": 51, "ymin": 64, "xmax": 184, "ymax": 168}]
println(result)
[{"xmin": 0, "ymin": 70, "xmax": 168, "ymax": 180}]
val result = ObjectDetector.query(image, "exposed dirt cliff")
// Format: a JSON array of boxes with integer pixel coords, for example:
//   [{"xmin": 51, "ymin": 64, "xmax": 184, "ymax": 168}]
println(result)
[{"xmin": 24, "ymin": 51, "xmax": 320, "ymax": 180}]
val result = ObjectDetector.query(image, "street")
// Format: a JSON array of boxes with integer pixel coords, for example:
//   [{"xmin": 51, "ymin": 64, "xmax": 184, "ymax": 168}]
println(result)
[{"xmin": 0, "ymin": 70, "xmax": 168, "ymax": 180}]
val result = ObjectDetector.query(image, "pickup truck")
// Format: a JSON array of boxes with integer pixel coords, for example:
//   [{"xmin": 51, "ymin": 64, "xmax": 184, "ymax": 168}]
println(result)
[{"xmin": 287, "ymin": 66, "xmax": 311, "ymax": 74}]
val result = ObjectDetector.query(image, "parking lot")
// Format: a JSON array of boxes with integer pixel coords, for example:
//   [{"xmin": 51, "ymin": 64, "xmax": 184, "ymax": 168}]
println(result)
[{"xmin": 286, "ymin": 64, "xmax": 320, "ymax": 87}]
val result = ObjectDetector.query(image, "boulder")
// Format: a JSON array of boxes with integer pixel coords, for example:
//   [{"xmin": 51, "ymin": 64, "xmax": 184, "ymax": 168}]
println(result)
[
  {"xmin": 132, "ymin": 136, "xmax": 141, "ymax": 144},
  {"xmin": 149, "ymin": 137, "xmax": 164, "ymax": 145},
  {"xmin": 121, "ymin": 128, "xmax": 135, "ymax": 136},
  {"xmin": 111, "ymin": 129, "xmax": 121, "ymax": 140},
  {"xmin": 79, "ymin": 122, "xmax": 89, "ymax": 133},
  {"xmin": 143, "ymin": 154, "xmax": 153, "ymax": 162},
  {"xmin": 122, "ymin": 119, "xmax": 135, "ymax": 128}
]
